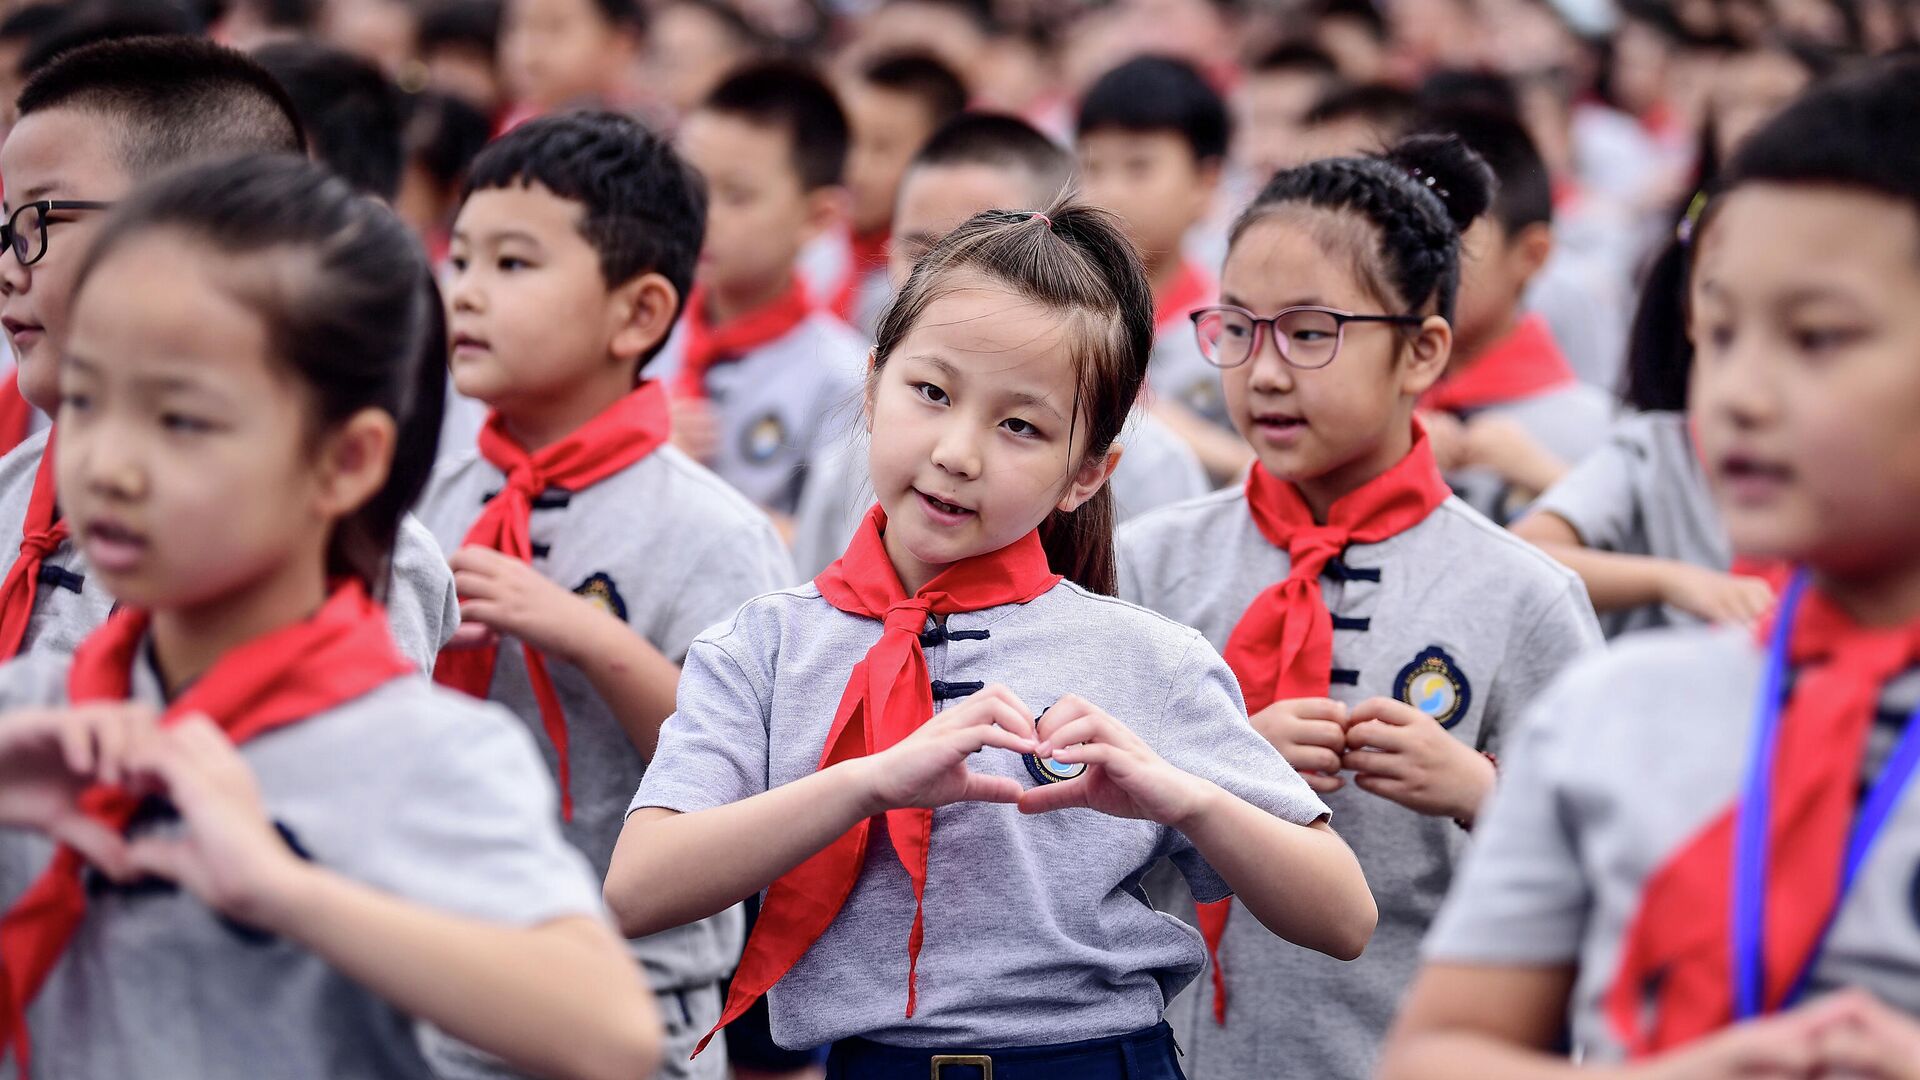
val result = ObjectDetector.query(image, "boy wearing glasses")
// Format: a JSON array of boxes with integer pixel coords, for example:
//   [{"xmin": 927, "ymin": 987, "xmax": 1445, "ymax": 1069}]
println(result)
[
  {"xmin": 1115, "ymin": 135, "xmax": 1603, "ymax": 1080},
  {"xmin": 0, "ymin": 36, "xmax": 458, "ymax": 670}
]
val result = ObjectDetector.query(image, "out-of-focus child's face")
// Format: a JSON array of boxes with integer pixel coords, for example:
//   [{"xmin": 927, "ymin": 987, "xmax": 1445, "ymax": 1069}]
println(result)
[
  {"xmin": 678, "ymin": 110, "xmax": 823, "ymax": 296},
  {"xmin": 424, "ymin": 42, "xmax": 504, "ymax": 114},
  {"xmin": 1710, "ymin": 49, "xmax": 1812, "ymax": 161},
  {"xmin": 650, "ymin": 4, "xmax": 750, "ymax": 115},
  {"xmin": 322, "ymin": 0, "xmax": 419, "ymax": 75},
  {"xmin": 1690, "ymin": 183, "xmax": 1920, "ymax": 576},
  {"xmin": 1237, "ymin": 68, "xmax": 1330, "ymax": 179},
  {"xmin": 889, "ymin": 163, "xmax": 1035, "ymax": 288},
  {"xmin": 446, "ymin": 183, "xmax": 630, "ymax": 408},
  {"xmin": 1077, "ymin": 129, "xmax": 1213, "ymax": 269},
  {"xmin": 844, "ymin": 83, "xmax": 942, "ymax": 237},
  {"xmin": 503, "ymin": 0, "xmax": 634, "ymax": 109},
  {"xmin": 1449, "ymin": 216, "xmax": 1549, "ymax": 359},
  {"xmin": 0, "ymin": 107, "xmax": 133, "ymax": 413},
  {"xmin": 58, "ymin": 234, "xmax": 341, "ymax": 613},
  {"xmin": 866, "ymin": 275, "xmax": 1103, "ymax": 589},
  {"xmin": 1219, "ymin": 209, "xmax": 1444, "ymax": 498}
]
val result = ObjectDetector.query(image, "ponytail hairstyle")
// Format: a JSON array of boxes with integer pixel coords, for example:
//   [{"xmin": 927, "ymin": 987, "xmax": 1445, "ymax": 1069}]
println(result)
[
  {"xmin": 74, "ymin": 153, "xmax": 447, "ymax": 595},
  {"xmin": 869, "ymin": 201, "xmax": 1153, "ymax": 595},
  {"xmin": 1229, "ymin": 134, "xmax": 1495, "ymax": 324}
]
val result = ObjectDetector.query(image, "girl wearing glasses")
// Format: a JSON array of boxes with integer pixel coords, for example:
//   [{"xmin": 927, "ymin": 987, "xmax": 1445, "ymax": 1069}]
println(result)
[{"xmin": 1116, "ymin": 135, "xmax": 1603, "ymax": 1080}]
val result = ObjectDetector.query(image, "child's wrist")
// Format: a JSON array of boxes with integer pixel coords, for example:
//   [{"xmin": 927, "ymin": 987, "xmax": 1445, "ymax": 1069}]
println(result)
[
  {"xmin": 1164, "ymin": 774, "xmax": 1224, "ymax": 834},
  {"xmin": 1449, "ymin": 750, "xmax": 1499, "ymax": 828}
]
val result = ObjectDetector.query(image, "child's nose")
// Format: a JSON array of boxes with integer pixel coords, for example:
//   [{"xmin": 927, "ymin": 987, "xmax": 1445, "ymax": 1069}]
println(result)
[{"xmin": 928, "ymin": 421, "xmax": 982, "ymax": 479}]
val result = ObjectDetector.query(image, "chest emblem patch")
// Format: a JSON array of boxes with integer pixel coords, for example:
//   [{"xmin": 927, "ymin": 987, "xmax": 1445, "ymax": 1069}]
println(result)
[
  {"xmin": 1022, "ymin": 704, "xmax": 1087, "ymax": 784},
  {"xmin": 1395, "ymin": 646, "xmax": 1471, "ymax": 729},
  {"xmin": 574, "ymin": 572, "xmax": 628, "ymax": 622},
  {"xmin": 740, "ymin": 412, "xmax": 790, "ymax": 464}
]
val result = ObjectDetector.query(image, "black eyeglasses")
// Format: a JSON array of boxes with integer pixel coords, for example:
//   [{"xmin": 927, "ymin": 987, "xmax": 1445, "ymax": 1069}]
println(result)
[
  {"xmin": 1191, "ymin": 304, "xmax": 1424, "ymax": 370},
  {"xmin": 1, "ymin": 200, "xmax": 114, "ymax": 268}
]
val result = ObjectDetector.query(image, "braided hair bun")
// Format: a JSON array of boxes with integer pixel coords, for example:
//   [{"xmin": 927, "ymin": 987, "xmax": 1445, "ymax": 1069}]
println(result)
[{"xmin": 1384, "ymin": 134, "xmax": 1496, "ymax": 232}]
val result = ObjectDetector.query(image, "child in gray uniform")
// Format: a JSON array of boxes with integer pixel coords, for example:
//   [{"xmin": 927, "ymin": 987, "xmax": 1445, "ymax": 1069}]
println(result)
[
  {"xmin": 0, "ymin": 38, "xmax": 458, "ymax": 672},
  {"xmin": 607, "ymin": 204, "xmax": 1376, "ymax": 1079},
  {"xmin": 1385, "ymin": 62, "xmax": 1920, "ymax": 1078},
  {"xmin": 0, "ymin": 155, "xmax": 658, "ymax": 1080},
  {"xmin": 1118, "ymin": 135, "xmax": 1601, "ymax": 1080},
  {"xmin": 417, "ymin": 113, "xmax": 795, "ymax": 1077}
]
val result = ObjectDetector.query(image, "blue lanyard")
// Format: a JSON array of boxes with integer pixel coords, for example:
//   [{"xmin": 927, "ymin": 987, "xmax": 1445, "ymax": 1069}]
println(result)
[{"xmin": 1732, "ymin": 569, "xmax": 1920, "ymax": 1018}]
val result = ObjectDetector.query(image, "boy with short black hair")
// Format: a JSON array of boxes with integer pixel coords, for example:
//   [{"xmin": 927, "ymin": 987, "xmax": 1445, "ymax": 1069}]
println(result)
[
  {"xmin": 1414, "ymin": 106, "xmax": 1613, "ymax": 524},
  {"xmin": 254, "ymin": 39, "xmax": 407, "ymax": 200},
  {"xmin": 418, "ymin": 110, "xmax": 794, "ymax": 1078},
  {"xmin": 657, "ymin": 60, "xmax": 866, "ymax": 520},
  {"xmin": 0, "ymin": 36, "xmax": 455, "ymax": 675},
  {"xmin": 417, "ymin": 0, "xmax": 503, "ymax": 114},
  {"xmin": 1078, "ymin": 54, "xmax": 1250, "ymax": 483},
  {"xmin": 826, "ymin": 49, "xmax": 967, "ymax": 334}
]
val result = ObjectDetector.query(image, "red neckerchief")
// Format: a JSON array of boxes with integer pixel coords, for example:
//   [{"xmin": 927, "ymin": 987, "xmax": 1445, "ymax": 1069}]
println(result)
[
  {"xmin": 1198, "ymin": 421, "xmax": 1451, "ymax": 1024},
  {"xmin": 0, "ymin": 580, "xmax": 412, "ymax": 1075},
  {"xmin": 1154, "ymin": 261, "xmax": 1216, "ymax": 337},
  {"xmin": 670, "ymin": 281, "xmax": 814, "ymax": 402},
  {"xmin": 829, "ymin": 229, "xmax": 890, "ymax": 324},
  {"xmin": 1420, "ymin": 314, "xmax": 1577, "ymax": 415},
  {"xmin": 1605, "ymin": 589, "xmax": 1920, "ymax": 1055},
  {"xmin": 431, "ymin": 382, "xmax": 672, "ymax": 819},
  {"xmin": 0, "ymin": 433, "xmax": 65, "ymax": 662},
  {"xmin": 695, "ymin": 504, "xmax": 1061, "ymax": 1056}
]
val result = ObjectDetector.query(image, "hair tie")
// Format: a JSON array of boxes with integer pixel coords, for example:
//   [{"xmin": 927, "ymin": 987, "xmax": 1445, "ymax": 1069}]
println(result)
[
  {"xmin": 1027, "ymin": 211, "xmax": 1053, "ymax": 230},
  {"xmin": 1676, "ymin": 190, "xmax": 1709, "ymax": 246},
  {"xmin": 1406, "ymin": 166, "xmax": 1451, "ymax": 202}
]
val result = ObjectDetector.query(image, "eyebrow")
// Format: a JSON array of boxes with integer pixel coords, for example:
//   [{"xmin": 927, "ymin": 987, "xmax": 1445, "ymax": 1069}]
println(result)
[
  {"xmin": 914, "ymin": 354, "xmax": 1067, "ymax": 422},
  {"xmin": 1219, "ymin": 292, "xmax": 1330, "ymax": 310},
  {"xmin": 65, "ymin": 353, "xmax": 232, "ymax": 398},
  {"xmin": 449, "ymin": 226, "xmax": 547, "ymax": 248}
]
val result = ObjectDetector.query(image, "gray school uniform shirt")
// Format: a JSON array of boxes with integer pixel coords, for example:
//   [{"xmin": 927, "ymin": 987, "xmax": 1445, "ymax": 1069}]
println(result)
[
  {"xmin": 1116, "ymin": 486, "xmax": 1603, "ymax": 1080},
  {"xmin": 651, "ymin": 311, "xmax": 867, "ymax": 516},
  {"xmin": 416, "ymin": 441, "xmax": 794, "ymax": 991},
  {"xmin": 632, "ymin": 580, "xmax": 1331, "ymax": 1051},
  {"xmin": 0, "ymin": 652, "xmax": 603, "ymax": 1080},
  {"xmin": 787, "ymin": 409, "xmax": 1210, "ymax": 581},
  {"xmin": 1425, "ymin": 627, "xmax": 1920, "ymax": 1062},
  {"xmin": 0, "ymin": 429, "xmax": 457, "ymax": 671},
  {"xmin": 1526, "ymin": 410, "xmax": 1730, "ymax": 636},
  {"xmin": 1447, "ymin": 382, "xmax": 1615, "ymax": 525}
]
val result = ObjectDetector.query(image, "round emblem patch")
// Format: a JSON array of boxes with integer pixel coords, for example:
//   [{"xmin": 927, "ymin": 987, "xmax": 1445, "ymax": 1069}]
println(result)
[
  {"xmin": 740, "ymin": 412, "xmax": 788, "ymax": 463},
  {"xmin": 1023, "ymin": 752, "xmax": 1087, "ymax": 785},
  {"xmin": 573, "ymin": 572, "xmax": 628, "ymax": 622},
  {"xmin": 1394, "ymin": 646, "xmax": 1471, "ymax": 729}
]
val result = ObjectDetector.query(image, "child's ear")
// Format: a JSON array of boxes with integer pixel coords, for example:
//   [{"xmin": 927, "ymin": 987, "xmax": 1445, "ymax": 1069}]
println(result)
[
  {"xmin": 313, "ymin": 407, "xmax": 397, "ymax": 521},
  {"xmin": 1057, "ymin": 444, "xmax": 1125, "ymax": 513},
  {"xmin": 1186, "ymin": 155, "xmax": 1226, "ymax": 224},
  {"xmin": 609, "ymin": 272, "xmax": 680, "ymax": 368},
  {"xmin": 1398, "ymin": 316, "xmax": 1453, "ymax": 398},
  {"xmin": 861, "ymin": 349, "xmax": 879, "ymax": 432},
  {"xmin": 1512, "ymin": 221, "xmax": 1554, "ymax": 284},
  {"xmin": 803, "ymin": 184, "xmax": 852, "ymax": 245}
]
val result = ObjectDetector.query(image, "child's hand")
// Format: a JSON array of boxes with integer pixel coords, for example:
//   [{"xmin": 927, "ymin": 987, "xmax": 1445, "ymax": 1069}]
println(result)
[
  {"xmin": 1627, "ymin": 1007, "xmax": 1826, "ymax": 1080},
  {"xmin": 1659, "ymin": 563, "xmax": 1777, "ymax": 628},
  {"xmin": 1810, "ymin": 989, "xmax": 1920, "ymax": 1079},
  {"xmin": 122, "ymin": 716, "xmax": 313, "ymax": 933},
  {"xmin": 1248, "ymin": 697, "xmax": 1350, "ymax": 794},
  {"xmin": 669, "ymin": 396, "xmax": 720, "ymax": 464},
  {"xmin": 1340, "ymin": 697, "xmax": 1495, "ymax": 823},
  {"xmin": 1018, "ymin": 695, "xmax": 1216, "ymax": 828},
  {"xmin": 1420, "ymin": 410, "xmax": 1469, "ymax": 472},
  {"xmin": 449, "ymin": 546, "xmax": 609, "ymax": 660},
  {"xmin": 859, "ymin": 684, "xmax": 1036, "ymax": 812},
  {"xmin": 0, "ymin": 704, "xmax": 157, "ymax": 879}
]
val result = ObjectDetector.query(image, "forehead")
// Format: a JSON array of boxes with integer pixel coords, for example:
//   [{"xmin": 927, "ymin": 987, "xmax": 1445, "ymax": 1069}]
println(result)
[
  {"xmin": 679, "ymin": 111, "xmax": 796, "ymax": 179},
  {"xmin": 1076, "ymin": 128, "xmax": 1193, "ymax": 163},
  {"xmin": 0, "ymin": 107, "xmax": 133, "ymax": 205},
  {"xmin": 1223, "ymin": 207, "xmax": 1384, "ymax": 309},
  {"xmin": 896, "ymin": 281, "xmax": 1077, "ymax": 390},
  {"xmin": 69, "ymin": 232, "xmax": 274, "ymax": 381},
  {"xmin": 454, "ymin": 181, "xmax": 589, "ymax": 243},
  {"xmin": 896, "ymin": 164, "xmax": 1034, "ymax": 238},
  {"xmin": 1695, "ymin": 184, "xmax": 1920, "ymax": 302}
]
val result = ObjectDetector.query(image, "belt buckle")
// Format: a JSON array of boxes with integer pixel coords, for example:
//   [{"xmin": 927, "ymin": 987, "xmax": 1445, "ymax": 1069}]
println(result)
[{"xmin": 929, "ymin": 1053, "xmax": 992, "ymax": 1080}]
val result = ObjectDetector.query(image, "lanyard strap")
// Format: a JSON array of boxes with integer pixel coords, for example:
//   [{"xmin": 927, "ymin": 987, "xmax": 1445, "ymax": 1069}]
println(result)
[{"xmin": 1733, "ymin": 569, "xmax": 1920, "ymax": 1018}]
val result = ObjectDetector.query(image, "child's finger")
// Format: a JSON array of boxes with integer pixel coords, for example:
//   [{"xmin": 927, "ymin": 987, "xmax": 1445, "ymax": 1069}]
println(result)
[
  {"xmin": 1274, "ymin": 697, "xmax": 1349, "ymax": 723},
  {"xmin": 1284, "ymin": 745, "xmax": 1343, "ymax": 775},
  {"xmin": 57, "ymin": 711, "xmax": 96, "ymax": 777},
  {"xmin": 1016, "ymin": 778, "xmax": 1090, "ymax": 815},
  {"xmin": 1349, "ymin": 697, "xmax": 1421, "ymax": 725},
  {"xmin": 123, "ymin": 835, "xmax": 190, "ymax": 884},
  {"xmin": 1289, "ymin": 718, "xmax": 1350, "ymax": 751},
  {"xmin": 449, "ymin": 546, "xmax": 518, "ymax": 574},
  {"xmin": 958, "ymin": 724, "xmax": 1036, "ymax": 757},
  {"xmin": 975, "ymin": 683, "xmax": 1036, "ymax": 723},
  {"xmin": 443, "ymin": 621, "xmax": 499, "ymax": 651},
  {"xmin": 1302, "ymin": 772, "xmax": 1345, "ymax": 794},
  {"xmin": 1036, "ymin": 715, "xmax": 1105, "ymax": 756},
  {"xmin": 1341, "ymin": 748, "xmax": 1408, "ymax": 779},
  {"xmin": 1047, "ymin": 740, "xmax": 1119, "ymax": 767},
  {"xmin": 452, "ymin": 569, "xmax": 503, "ymax": 601},
  {"xmin": 49, "ymin": 813, "xmax": 133, "ymax": 881},
  {"xmin": 1345, "ymin": 719, "xmax": 1411, "ymax": 752},
  {"xmin": 957, "ymin": 773, "xmax": 1023, "ymax": 805},
  {"xmin": 1034, "ymin": 695, "xmax": 1095, "ymax": 743}
]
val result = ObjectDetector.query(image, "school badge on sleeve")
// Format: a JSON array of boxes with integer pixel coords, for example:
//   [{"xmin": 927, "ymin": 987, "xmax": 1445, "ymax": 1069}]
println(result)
[
  {"xmin": 573, "ymin": 572, "xmax": 629, "ymax": 622},
  {"xmin": 1395, "ymin": 646, "xmax": 1471, "ymax": 729}
]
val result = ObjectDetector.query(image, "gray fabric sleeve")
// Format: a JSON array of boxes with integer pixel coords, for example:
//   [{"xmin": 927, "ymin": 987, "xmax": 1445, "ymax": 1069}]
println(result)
[
  {"xmin": 1482, "ymin": 578, "xmax": 1603, "ymax": 758},
  {"xmin": 631, "ymin": 634, "xmax": 772, "ymax": 815},
  {"xmin": 657, "ymin": 524, "xmax": 794, "ymax": 665},
  {"xmin": 1153, "ymin": 635, "xmax": 1331, "ymax": 904},
  {"xmin": 0, "ymin": 652, "xmax": 73, "ymax": 708},
  {"xmin": 1528, "ymin": 424, "xmax": 1647, "ymax": 553},
  {"xmin": 386, "ymin": 513, "xmax": 461, "ymax": 673},
  {"xmin": 1424, "ymin": 675, "xmax": 1591, "ymax": 965},
  {"xmin": 1113, "ymin": 528, "xmax": 1148, "ymax": 607},
  {"xmin": 363, "ymin": 709, "xmax": 605, "ymax": 926}
]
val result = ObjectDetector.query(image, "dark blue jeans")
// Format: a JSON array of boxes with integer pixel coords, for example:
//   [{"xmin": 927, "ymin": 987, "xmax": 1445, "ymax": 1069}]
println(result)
[{"xmin": 825, "ymin": 1022, "xmax": 1185, "ymax": 1080}]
